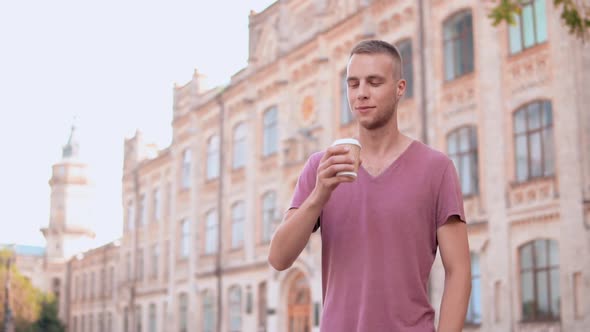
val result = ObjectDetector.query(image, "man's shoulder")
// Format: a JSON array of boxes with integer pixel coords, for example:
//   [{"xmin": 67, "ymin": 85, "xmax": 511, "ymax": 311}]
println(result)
[{"xmin": 410, "ymin": 140, "xmax": 452, "ymax": 167}]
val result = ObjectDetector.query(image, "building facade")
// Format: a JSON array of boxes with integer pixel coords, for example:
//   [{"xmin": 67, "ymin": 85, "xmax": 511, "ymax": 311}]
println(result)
[{"xmin": 33, "ymin": 0, "xmax": 590, "ymax": 331}]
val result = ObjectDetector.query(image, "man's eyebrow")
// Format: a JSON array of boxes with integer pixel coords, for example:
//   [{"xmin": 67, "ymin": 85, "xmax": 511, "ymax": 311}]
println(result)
[
  {"xmin": 346, "ymin": 75, "xmax": 386, "ymax": 82},
  {"xmin": 366, "ymin": 75, "xmax": 386, "ymax": 80}
]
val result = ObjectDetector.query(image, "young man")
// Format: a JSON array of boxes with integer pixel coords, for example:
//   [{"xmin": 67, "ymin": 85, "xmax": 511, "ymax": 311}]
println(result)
[{"xmin": 268, "ymin": 40, "xmax": 471, "ymax": 331}]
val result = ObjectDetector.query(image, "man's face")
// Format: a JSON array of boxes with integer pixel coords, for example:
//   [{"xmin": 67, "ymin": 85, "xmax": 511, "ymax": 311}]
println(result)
[{"xmin": 346, "ymin": 53, "xmax": 405, "ymax": 130}]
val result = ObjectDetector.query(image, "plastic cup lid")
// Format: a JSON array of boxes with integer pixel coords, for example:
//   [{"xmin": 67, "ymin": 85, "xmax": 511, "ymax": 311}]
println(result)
[{"xmin": 331, "ymin": 138, "xmax": 361, "ymax": 147}]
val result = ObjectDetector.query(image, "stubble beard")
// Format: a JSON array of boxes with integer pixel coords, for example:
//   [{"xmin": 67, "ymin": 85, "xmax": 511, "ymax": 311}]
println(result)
[{"xmin": 359, "ymin": 98, "xmax": 399, "ymax": 131}]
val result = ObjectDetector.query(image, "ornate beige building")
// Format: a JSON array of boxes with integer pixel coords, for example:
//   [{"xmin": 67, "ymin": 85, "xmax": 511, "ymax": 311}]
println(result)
[{"xmin": 26, "ymin": 0, "xmax": 590, "ymax": 332}]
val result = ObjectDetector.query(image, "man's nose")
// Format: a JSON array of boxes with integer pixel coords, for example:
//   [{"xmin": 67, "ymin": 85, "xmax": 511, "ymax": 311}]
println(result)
[{"xmin": 357, "ymin": 82, "xmax": 369, "ymax": 100}]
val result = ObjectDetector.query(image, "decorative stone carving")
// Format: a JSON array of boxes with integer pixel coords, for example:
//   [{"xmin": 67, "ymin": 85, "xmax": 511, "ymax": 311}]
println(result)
[{"xmin": 507, "ymin": 49, "xmax": 551, "ymax": 96}]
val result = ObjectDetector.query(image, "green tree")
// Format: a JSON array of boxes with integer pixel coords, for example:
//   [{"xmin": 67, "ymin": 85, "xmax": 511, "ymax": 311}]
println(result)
[
  {"xmin": 489, "ymin": 0, "xmax": 590, "ymax": 40},
  {"xmin": 0, "ymin": 250, "xmax": 44, "ymax": 331},
  {"xmin": 31, "ymin": 297, "xmax": 65, "ymax": 332}
]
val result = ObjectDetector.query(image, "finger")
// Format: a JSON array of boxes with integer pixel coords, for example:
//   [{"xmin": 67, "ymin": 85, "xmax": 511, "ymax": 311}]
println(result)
[
  {"xmin": 320, "ymin": 164, "xmax": 356, "ymax": 178},
  {"xmin": 325, "ymin": 174, "xmax": 356, "ymax": 187},
  {"xmin": 318, "ymin": 152, "xmax": 354, "ymax": 173},
  {"xmin": 320, "ymin": 145, "xmax": 351, "ymax": 163}
]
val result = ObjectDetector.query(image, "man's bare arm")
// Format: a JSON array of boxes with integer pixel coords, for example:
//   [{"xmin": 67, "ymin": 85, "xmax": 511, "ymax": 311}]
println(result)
[
  {"xmin": 437, "ymin": 216, "xmax": 471, "ymax": 332},
  {"xmin": 268, "ymin": 145, "xmax": 355, "ymax": 271}
]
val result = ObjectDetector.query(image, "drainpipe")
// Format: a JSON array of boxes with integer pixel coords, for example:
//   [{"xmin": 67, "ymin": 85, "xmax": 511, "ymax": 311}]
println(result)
[
  {"xmin": 215, "ymin": 93, "xmax": 226, "ymax": 332},
  {"xmin": 418, "ymin": 0, "xmax": 428, "ymax": 145}
]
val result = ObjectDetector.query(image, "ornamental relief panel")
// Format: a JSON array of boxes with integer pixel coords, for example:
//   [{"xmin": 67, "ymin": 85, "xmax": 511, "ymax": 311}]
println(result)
[
  {"xmin": 505, "ymin": 49, "xmax": 551, "ymax": 97},
  {"xmin": 440, "ymin": 77, "xmax": 478, "ymax": 118}
]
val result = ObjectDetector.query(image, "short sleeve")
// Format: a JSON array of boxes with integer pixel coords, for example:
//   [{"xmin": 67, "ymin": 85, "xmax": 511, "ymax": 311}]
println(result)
[
  {"xmin": 289, "ymin": 152, "xmax": 323, "ymax": 232},
  {"xmin": 290, "ymin": 152, "xmax": 322, "ymax": 209},
  {"xmin": 436, "ymin": 160, "xmax": 466, "ymax": 228}
]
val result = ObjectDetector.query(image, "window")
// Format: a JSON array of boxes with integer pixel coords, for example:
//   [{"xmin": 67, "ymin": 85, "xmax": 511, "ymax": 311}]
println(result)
[
  {"xmin": 573, "ymin": 272, "xmax": 583, "ymax": 319},
  {"xmin": 232, "ymin": 202, "xmax": 245, "ymax": 249},
  {"xmin": 514, "ymin": 100, "xmax": 554, "ymax": 182},
  {"xmin": 74, "ymin": 276, "xmax": 79, "ymax": 300},
  {"xmin": 127, "ymin": 201, "xmax": 134, "ymax": 231},
  {"xmin": 109, "ymin": 267, "xmax": 114, "ymax": 297},
  {"xmin": 233, "ymin": 123, "xmax": 247, "ymax": 169},
  {"xmin": 136, "ymin": 305, "xmax": 142, "ymax": 332},
  {"xmin": 179, "ymin": 293, "xmax": 188, "ymax": 332},
  {"xmin": 205, "ymin": 210, "xmax": 218, "ymax": 254},
  {"xmin": 162, "ymin": 301, "xmax": 168, "ymax": 332},
  {"xmin": 148, "ymin": 304, "xmax": 157, "ymax": 332},
  {"xmin": 82, "ymin": 273, "xmax": 87, "ymax": 300},
  {"xmin": 73, "ymin": 316, "xmax": 77, "ymax": 332},
  {"xmin": 396, "ymin": 39, "xmax": 414, "ymax": 98},
  {"xmin": 126, "ymin": 253, "xmax": 132, "ymax": 281},
  {"xmin": 166, "ymin": 182, "xmax": 172, "ymax": 217},
  {"xmin": 139, "ymin": 194, "xmax": 146, "ymax": 226},
  {"xmin": 229, "ymin": 286, "xmax": 242, "ymax": 332},
  {"xmin": 181, "ymin": 149, "xmax": 191, "ymax": 188},
  {"xmin": 89, "ymin": 314, "xmax": 94, "ymax": 332},
  {"xmin": 78, "ymin": 275, "xmax": 83, "ymax": 300},
  {"xmin": 203, "ymin": 291, "xmax": 215, "ymax": 332},
  {"xmin": 519, "ymin": 239, "xmax": 560, "ymax": 321},
  {"xmin": 82, "ymin": 315, "xmax": 86, "ymax": 332},
  {"xmin": 98, "ymin": 312, "xmax": 104, "ymax": 332},
  {"xmin": 151, "ymin": 244, "xmax": 159, "ymax": 278},
  {"xmin": 90, "ymin": 272, "xmax": 95, "ymax": 299},
  {"xmin": 180, "ymin": 220, "xmax": 190, "ymax": 258},
  {"xmin": 509, "ymin": 0, "xmax": 547, "ymax": 54},
  {"xmin": 107, "ymin": 312, "xmax": 112, "ymax": 332},
  {"xmin": 164, "ymin": 240, "xmax": 170, "ymax": 279},
  {"xmin": 262, "ymin": 191, "xmax": 277, "ymax": 243},
  {"xmin": 152, "ymin": 188, "xmax": 160, "ymax": 222},
  {"xmin": 340, "ymin": 71, "xmax": 353, "ymax": 125},
  {"xmin": 263, "ymin": 107, "xmax": 278, "ymax": 156},
  {"xmin": 443, "ymin": 11, "xmax": 474, "ymax": 80},
  {"xmin": 207, "ymin": 135, "xmax": 220, "ymax": 179},
  {"xmin": 447, "ymin": 126, "xmax": 478, "ymax": 196},
  {"xmin": 100, "ymin": 268, "xmax": 106, "ymax": 297},
  {"xmin": 137, "ymin": 249, "xmax": 144, "ymax": 281},
  {"xmin": 123, "ymin": 307, "xmax": 129, "ymax": 332},
  {"xmin": 258, "ymin": 282, "xmax": 267, "ymax": 331},
  {"xmin": 466, "ymin": 253, "xmax": 482, "ymax": 324}
]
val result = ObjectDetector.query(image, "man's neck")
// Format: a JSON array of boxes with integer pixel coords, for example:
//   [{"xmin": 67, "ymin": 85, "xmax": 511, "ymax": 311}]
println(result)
[{"xmin": 358, "ymin": 122, "xmax": 408, "ymax": 158}]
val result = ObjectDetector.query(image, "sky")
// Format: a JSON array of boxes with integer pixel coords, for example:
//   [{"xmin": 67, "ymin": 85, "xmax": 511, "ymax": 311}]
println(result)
[{"xmin": 0, "ymin": 0, "xmax": 276, "ymax": 248}]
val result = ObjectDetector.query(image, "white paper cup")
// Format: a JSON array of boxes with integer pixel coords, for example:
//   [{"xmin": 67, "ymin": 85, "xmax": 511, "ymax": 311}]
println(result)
[{"xmin": 331, "ymin": 138, "xmax": 361, "ymax": 178}]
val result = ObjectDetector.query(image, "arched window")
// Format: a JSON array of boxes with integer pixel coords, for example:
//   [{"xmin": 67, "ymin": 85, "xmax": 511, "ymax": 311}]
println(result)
[
  {"xmin": 519, "ymin": 239, "xmax": 560, "ymax": 321},
  {"xmin": 513, "ymin": 100, "xmax": 554, "ymax": 182},
  {"xmin": 443, "ymin": 10, "xmax": 474, "ymax": 80}
]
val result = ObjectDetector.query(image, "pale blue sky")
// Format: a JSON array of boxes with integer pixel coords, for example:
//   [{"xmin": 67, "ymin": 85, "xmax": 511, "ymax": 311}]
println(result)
[{"xmin": 0, "ymin": 0, "xmax": 276, "ymax": 248}]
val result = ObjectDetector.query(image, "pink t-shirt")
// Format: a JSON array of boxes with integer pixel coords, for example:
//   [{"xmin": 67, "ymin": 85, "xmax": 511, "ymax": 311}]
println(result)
[{"xmin": 290, "ymin": 140, "xmax": 465, "ymax": 331}]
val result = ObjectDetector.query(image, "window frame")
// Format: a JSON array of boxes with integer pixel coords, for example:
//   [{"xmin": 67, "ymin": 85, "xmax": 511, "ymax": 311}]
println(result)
[
  {"xmin": 447, "ymin": 125, "xmax": 479, "ymax": 196},
  {"xmin": 262, "ymin": 107, "xmax": 278, "ymax": 157},
  {"xmin": 207, "ymin": 135, "xmax": 220, "ymax": 180},
  {"xmin": 231, "ymin": 201, "xmax": 245, "ymax": 249},
  {"xmin": 261, "ymin": 191, "xmax": 277, "ymax": 244},
  {"xmin": 513, "ymin": 100, "xmax": 554, "ymax": 183},
  {"xmin": 233, "ymin": 122, "xmax": 247, "ymax": 169},
  {"xmin": 443, "ymin": 10, "xmax": 475, "ymax": 81},
  {"xmin": 508, "ymin": 0, "xmax": 548, "ymax": 54},
  {"xmin": 519, "ymin": 239, "xmax": 560, "ymax": 322}
]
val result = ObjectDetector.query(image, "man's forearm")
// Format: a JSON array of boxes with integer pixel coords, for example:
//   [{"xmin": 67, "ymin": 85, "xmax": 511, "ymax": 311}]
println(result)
[
  {"xmin": 268, "ymin": 192, "xmax": 323, "ymax": 271},
  {"xmin": 437, "ymin": 269, "xmax": 471, "ymax": 332}
]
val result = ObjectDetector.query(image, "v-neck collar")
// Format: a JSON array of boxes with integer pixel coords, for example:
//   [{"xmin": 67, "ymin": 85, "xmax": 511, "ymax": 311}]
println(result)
[{"xmin": 359, "ymin": 140, "xmax": 417, "ymax": 181}]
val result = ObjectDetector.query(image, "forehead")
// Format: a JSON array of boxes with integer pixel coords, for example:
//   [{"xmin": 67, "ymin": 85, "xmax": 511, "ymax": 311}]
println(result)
[{"xmin": 347, "ymin": 53, "xmax": 396, "ymax": 78}]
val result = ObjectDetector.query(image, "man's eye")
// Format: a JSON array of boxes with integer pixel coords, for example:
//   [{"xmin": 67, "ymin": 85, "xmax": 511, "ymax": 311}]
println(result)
[
  {"xmin": 369, "ymin": 81, "xmax": 382, "ymax": 86},
  {"xmin": 348, "ymin": 82, "xmax": 359, "ymax": 88}
]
